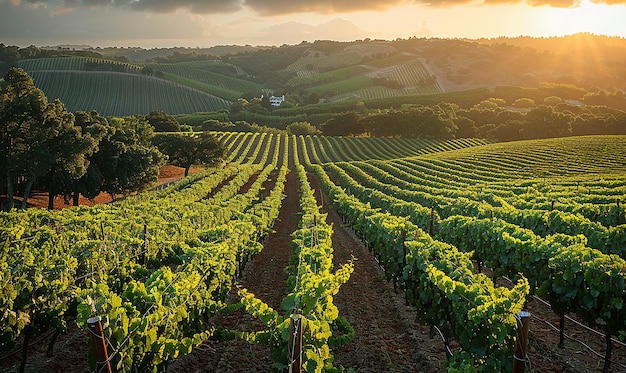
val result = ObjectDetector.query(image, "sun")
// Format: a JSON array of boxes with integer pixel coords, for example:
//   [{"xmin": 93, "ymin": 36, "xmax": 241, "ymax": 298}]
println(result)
[{"xmin": 536, "ymin": 0, "xmax": 626, "ymax": 36}]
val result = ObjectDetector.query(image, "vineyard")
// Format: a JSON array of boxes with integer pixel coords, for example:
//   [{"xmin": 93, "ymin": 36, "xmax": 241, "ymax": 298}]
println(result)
[
  {"xmin": 15, "ymin": 57, "xmax": 231, "ymax": 116},
  {"xmin": 1, "ymin": 134, "xmax": 625, "ymax": 372},
  {"xmin": 13, "ymin": 45, "xmax": 444, "ymax": 117},
  {"xmin": 150, "ymin": 61, "xmax": 262, "ymax": 102}
]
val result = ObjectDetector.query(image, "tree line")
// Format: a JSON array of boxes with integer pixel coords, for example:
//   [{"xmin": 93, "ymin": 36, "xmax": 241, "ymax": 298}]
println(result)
[
  {"xmin": 174, "ymin": 82, "xmax": 625, "ymax": 141},
  {"xmin": 0, "ymin": 68, "xmax": 226, "ymax": 211},
  {"xmin": 319, "ymin": 100, "xmax": 626, "ymax": 140}
]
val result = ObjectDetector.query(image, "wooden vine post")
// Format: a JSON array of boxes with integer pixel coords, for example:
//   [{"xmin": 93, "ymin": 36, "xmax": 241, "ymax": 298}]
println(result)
[
  {"xmin": 100, "ymin": 221, "xmax": 105, "ymax": 241},
  {"xmin": 87, "ymin": 316, "xmax": 112, "ymax": 373},
  {"xmin": 513, "ymin": 311, "xmax": 531, "ymax": 373},
  {"xmin": 289, "ymin": 313, "xmax": 303, "ymax": 373}
]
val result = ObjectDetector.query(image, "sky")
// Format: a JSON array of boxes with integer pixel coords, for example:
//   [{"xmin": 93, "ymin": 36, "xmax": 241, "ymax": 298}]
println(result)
[{"xmin": 1, "ymin": 0, "xmax": 625, "ymax": 48}]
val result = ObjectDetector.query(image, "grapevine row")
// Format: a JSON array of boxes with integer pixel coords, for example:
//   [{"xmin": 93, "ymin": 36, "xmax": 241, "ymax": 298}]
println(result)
[{"xmin": 309, "ymin": 163, "xmax": 529, "ymax": 371}]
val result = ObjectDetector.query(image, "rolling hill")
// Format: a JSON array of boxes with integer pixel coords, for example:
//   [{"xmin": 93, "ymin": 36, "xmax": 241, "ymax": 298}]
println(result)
[{"xmin": 5, "ymin": 34, "xmax": 626, "ymax": 117}]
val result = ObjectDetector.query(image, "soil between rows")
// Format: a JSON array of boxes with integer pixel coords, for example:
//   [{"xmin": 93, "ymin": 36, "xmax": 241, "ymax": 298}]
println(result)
[
  {"xmin": 2, "ymin": 168, "xmax": 625, "ymax": 372},
  {"xmin": 170, "ymin": 170, "xmax": 445, "ymax": 372}
]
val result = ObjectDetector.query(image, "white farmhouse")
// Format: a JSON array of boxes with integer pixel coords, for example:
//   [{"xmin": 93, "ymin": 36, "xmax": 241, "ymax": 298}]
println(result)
[{"xmin": 269, "ymin": 95, "xmax": 285, "ymax": 107}]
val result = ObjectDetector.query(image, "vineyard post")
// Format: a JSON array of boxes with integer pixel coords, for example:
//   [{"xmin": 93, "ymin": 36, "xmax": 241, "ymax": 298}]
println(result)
[
  {"xmin": 550, "ymin": 200, "xmax": 555, "ymax": 211},
  {"xmin": 46, "ymin": 329, "xmax": 61, "ymax": 357},
  {"xmin": 513, "ymin": 311, "xmax": 530, "ymax": 373},
  {"xmin": 289, "ymin": 313, "xmax": 303, "ymax": 373},
  {"xmin": 100, "ymin": 221, "xmax": 105, "ymax": 241},
  {"xmin": 19, "ymin": 328, "xmax": 32, "ymax": 373},
  {"xmin": 87, "ymin": 316, "xmax": 112, "ymax": 373},
  {"xmin": 603, "ymin": 325, "xmax": 612, "ymax": 373},
  {"xmin": 559, "ymin": 312, "xmax": 565, "ymax": 348}
]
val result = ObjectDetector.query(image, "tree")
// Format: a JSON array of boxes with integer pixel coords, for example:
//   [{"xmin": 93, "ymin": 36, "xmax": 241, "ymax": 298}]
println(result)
[
  {"xmin": 91, "ymin": 116, "xmax": 165, "ymax": 200},
  {"xmin": 230, "ymin": 98, "xmax": 248, "ymax": 114},
  {"xmin": 55, "ymin": 111, "xmax": 109, "ymax": 206},
  {"xmin": 487, "ymin": 119, "xmax": 524, "ymax": 141},
  {"xmin": 1, "ymin": 68, "xmax": 48, "ymax": 209},
  {"xmin": 320, "ymin": 112, "xmax": 365, "ymax": 136},
  {"xmin": 522, "ymin": 105, "xmax": 572, "ymax": 139},
  {"xmin": 1, "ymin": 68, "xmax": 93, "ymax": 209},
  {"xmin": 543, "ymin": 96, "xmax": 563, "ymax": 105},
  {"xmin": 153, "ymin": 132, "xmax": 227, "ymax": 176},
  {"xmin": 363, "ymin": 105, "xmax": 457, "ymax": 139},
  {"xmin": 286, "ymin": 121, "xmax": 321, "ymax": 136},
  {"xmin": 512, "ymin": 98, "xmax": 535, "ymax": 108},
  {"xmin": 146, "ymin": 110, "xmax": 181, "ymax": 132},
  {"xmin": 474, "ymin": 98, "xmax": 505, "ymax": 109},
  {"xmin": 307, "ymin": 92, "xmax": 321, "ymax": 105},
  {"xmin": 454, "ymin": 116, "xmax": 478, "ymax": 138},
  {"xmin": 38, "ymin": 102, "xmax": 95, "ymax": 210}
]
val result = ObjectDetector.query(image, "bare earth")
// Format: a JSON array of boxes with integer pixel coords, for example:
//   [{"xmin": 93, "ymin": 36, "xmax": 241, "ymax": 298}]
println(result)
[{"xmin": 1, "ymin": 168, "xmax": 624, "ymax": 372}]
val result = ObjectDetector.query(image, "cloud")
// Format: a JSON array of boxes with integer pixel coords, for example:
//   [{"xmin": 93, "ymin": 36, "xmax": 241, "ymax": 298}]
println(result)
[
  {"xmin": 6, "ymin": 0, "xmax": 245, "ymax": 14},
  {"xmin": 0, "ymin": 1, "xmax": 206, "ymax": 45},
  {"xmin": 591, "ymin": 0, "xmax": 625, "ymax": 3},
  {"xmin": 526, "ymin": 0, "xmax": 580, "ymax": 6},
  {"xmin": 129, "ymin": 0, "xmax": 243, "ymax": 14},
  {"xmin": 3, "ymin": 0, "xmax": 623, "ymax": 21},
  {"xmin": 482, "ymin": 0, "xmax": 580, "ymax": 6},
  {"xmin": 243, "ymin": 0, "xmax": 406, "ymax": 15}
]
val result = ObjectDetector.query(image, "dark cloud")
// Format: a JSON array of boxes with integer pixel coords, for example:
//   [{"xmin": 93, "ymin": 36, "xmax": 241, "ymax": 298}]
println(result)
[
  {"xmin": 243, "ymin": 0, "xmax": 405, "ymax": 15},
  {"xmin": 129, "ymin": 0, "xmax": 243, "ymax": 14},
  {"xmin": 13, "ymin": 0, "xmax": 244, "ymax": 14},
  {"xmin": 0, "ymin": 1, "xmax": 204, "ymax": 45},
  {"xmin": 4, "ymin": 0, "xmax": 623, "ymax": 19}
]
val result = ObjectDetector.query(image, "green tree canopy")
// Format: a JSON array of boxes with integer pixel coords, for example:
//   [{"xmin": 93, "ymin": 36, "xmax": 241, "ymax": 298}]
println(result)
[
  {"xmin": 90, "ymin": 116, "xmax": 165, "ymax": 200},
  {"xmin": 53, "ymin": 110, "xmax": 109, "ymax": 206},
  {"xmin": 146, "ymin": 110, "xmax": 181, "ymax": 132},
  {"xmin": 153, "ymin": 132, "xmax": 227, "ymax": 176},
  {"xmin": 320, "ymin": 112, "xmax": 365, "ymax": 136},
  {"xmin": 286, "ymin": 121, "xmax": 321, "ymax": 136},
  {"xmin": 1, "ymin": 68, "xmax": 93, "ymax": 209},
  {"xmin": 38, "ymin": 102, "xmax": 96, "ymax": 209}
]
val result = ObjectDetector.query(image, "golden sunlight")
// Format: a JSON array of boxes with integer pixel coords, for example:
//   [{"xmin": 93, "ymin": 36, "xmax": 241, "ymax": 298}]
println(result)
[{"xmin": 536, "ymin": 0, "xmax": 626, "ymax": 36}]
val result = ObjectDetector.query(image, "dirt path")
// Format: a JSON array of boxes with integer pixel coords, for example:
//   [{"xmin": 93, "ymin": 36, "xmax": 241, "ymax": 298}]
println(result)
[
  {"xmin": 307, "ymin": 173, "xmax": 444, "ymax": 372},
  {"xmin": 169, "ymin": 172, "xmax": 298, "ymax": 372},
  {"xmin": 171, "ymin": 170, "xmax": 446, "ymax": 372},
  {"xmin": 5, "ymin": 164, "xmax": 624, "ymax": 372}
]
